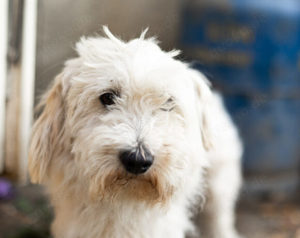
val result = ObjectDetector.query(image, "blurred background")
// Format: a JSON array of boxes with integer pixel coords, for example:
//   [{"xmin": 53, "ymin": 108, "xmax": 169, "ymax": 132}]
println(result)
[{"xmin": 0, "ymin": 0, "xmax": 299, "ymax": 237}]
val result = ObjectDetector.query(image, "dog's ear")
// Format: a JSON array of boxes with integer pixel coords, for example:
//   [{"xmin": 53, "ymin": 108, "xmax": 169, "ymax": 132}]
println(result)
[
  {"xmin": 28, "ymin": 73, "xmax": 67, "ymax": 183},
  {"xmin": 189, "ymin": 70, "xmax": 214, "ymax": 151}
]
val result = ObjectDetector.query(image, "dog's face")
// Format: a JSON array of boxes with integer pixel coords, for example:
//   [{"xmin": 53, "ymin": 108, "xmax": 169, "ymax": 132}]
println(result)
[{"xmin": 29, "ymin": 28, "xmax": 212, "ymax": 205}]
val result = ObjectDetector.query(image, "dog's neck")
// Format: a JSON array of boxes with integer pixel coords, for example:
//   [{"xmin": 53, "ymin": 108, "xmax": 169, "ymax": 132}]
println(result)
[
  {"xmin": 49, "ymin": 181, "xmax": 191, "ymax": 238},
  {"xmin": 45, "ymin": 160, "xmax": 198, "ymax": 238}
]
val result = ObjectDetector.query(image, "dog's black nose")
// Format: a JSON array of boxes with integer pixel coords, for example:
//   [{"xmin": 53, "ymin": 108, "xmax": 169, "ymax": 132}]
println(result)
[{"xmin": 119, "ymin": 146, "xmax": 153, "ymax": 175}]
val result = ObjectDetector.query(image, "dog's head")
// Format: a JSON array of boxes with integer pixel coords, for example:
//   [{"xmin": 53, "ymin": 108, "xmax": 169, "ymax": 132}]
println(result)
[{"xmin": 29, "ymin": 27, "xmax": 213, "ymax": 205}]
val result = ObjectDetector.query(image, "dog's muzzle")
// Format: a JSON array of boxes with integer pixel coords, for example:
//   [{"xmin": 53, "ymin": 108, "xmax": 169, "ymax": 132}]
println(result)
[{"xmin": 119, "ymin": 145, "xmax": 153, "ymax": 175}]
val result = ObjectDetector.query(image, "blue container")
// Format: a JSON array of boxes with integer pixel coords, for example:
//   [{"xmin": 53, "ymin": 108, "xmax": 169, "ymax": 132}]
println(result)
[
  {"xmin": 224, "ymin": 96, "xmax": 300, "ymax": 174},
  {"xmin": 181, "ymin": 0, "xmax": 300, "ymax": 175},
  {"xmin": 182, "ymin": 0, "xmax": 300, "ymax": 97}
]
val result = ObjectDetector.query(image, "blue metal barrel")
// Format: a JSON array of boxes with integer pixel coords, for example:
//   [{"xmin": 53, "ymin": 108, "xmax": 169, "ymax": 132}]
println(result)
[{"xmin": 180, "ymin": 0, "xmax": 300, "ymax": 177}]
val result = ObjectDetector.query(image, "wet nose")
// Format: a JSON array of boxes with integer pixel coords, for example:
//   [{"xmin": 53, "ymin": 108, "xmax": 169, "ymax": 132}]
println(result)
[{"xmin": 119, "ymin": 146, "xmax": 153, "ymax": 175}]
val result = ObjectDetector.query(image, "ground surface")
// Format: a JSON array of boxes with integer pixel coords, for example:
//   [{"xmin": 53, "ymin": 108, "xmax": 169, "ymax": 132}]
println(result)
[{"xmin": 0, "ymin": 183, "xmax": 299, "ymax": 238}]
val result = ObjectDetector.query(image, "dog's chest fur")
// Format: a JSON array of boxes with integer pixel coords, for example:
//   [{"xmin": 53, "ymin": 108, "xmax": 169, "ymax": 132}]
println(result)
[{"xmin": 51, "ymin": 193, "xmax": 194, "ymax": 238}]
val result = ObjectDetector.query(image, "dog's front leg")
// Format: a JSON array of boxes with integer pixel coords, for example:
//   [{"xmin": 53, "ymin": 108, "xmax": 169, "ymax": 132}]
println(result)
[{"xmin": 198, "ymin": 158, "xmax": 242, "ymax": 238}]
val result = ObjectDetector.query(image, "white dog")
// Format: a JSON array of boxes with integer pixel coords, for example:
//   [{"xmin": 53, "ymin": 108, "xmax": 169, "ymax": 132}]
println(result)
[{"xmin": 28, "ymin": 27, "xmax": 242, "ymax": 238}]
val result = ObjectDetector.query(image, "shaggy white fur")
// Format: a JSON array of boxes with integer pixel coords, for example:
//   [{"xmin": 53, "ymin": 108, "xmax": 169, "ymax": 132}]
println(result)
[{"xmin": 28, "ymin": 27, "xmax": 242, "ymax": 238}]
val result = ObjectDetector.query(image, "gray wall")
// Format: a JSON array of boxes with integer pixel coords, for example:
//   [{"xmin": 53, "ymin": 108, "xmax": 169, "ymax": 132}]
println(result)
[{"xmin": 35, "ymin": 0, "xmax": 182, "ymax": 99}]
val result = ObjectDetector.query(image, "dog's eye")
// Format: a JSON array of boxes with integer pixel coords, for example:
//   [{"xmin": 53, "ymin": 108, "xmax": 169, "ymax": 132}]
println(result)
[
  {"xmin": 99, "ymin": 92, "xmax": 116, "ymax": 106},
  {"xmin": 160, "ymin": 97, "xmax": 175, "ymax": 112}
]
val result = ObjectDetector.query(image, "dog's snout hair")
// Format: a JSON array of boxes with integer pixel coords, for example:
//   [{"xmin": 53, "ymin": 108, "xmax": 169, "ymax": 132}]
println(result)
[{"xmin": 28, "ymin": 26, "xmax": 242, "ymax": 238}]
